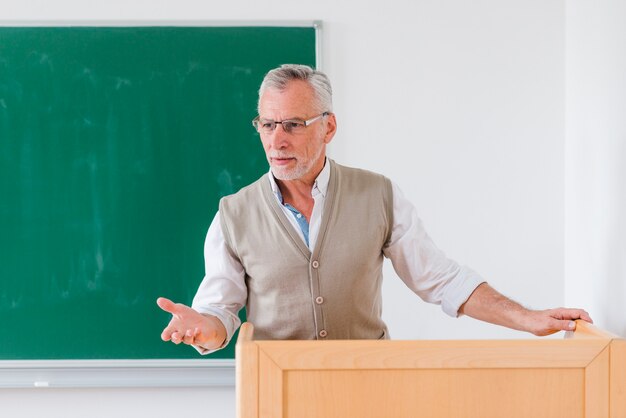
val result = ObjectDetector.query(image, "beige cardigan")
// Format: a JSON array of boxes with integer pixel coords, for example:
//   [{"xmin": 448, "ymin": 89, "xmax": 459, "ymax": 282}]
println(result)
[{"xmin": 219, "ymin": 160, "xmax": 394, "ymax": 341}]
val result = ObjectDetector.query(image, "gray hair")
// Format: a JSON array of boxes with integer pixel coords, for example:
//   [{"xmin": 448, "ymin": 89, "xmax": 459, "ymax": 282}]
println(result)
[{"xmin": 258, "ymin": 64, "xmax": 333, "ymax": 113}]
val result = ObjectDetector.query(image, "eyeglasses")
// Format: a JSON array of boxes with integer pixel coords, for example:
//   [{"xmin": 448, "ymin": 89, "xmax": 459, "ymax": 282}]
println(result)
[{"xmin": 252, "ymin": 112, "xmax": 329, "ymax": 135}]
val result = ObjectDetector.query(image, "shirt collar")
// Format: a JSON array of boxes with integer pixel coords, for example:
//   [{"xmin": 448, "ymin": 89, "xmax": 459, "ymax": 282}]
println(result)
[{"xmin": 268, "ymin": 158, "xmax": 331, "ymax": 202}]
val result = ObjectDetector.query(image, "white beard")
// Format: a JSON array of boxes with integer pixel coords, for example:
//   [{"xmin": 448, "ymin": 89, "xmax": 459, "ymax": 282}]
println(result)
[{"xmin": 270, "ymin": 143, "xmax": 325, "ymax": 181}]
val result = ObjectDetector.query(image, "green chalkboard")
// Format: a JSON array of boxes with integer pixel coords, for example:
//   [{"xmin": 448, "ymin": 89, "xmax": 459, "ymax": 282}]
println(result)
[{"xmin": 0, "ymin": 26, "xmax": 316, "ymax": 360}]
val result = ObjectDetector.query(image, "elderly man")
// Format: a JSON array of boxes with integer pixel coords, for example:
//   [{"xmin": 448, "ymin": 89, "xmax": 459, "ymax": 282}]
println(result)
[{"xmin": 157, "ymin": 64, "xmax": 591, "ymax": 353}]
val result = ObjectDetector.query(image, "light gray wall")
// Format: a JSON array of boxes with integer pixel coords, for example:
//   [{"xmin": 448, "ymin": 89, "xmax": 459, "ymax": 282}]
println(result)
[
  {"xmin": 565, "ymin": 0, "xmax": 626, "ymax": 337},
  {"xmin": 344, "ymin": 0, "xmax": 566, "ymax": 340},
  {"xmin": 2, "ymin": 0, "xmax": 623, "ymax": 417}
]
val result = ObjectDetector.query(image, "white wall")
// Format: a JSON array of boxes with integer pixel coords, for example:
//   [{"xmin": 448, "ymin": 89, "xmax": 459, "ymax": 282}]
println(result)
[
  {"xmin": 565, "ymin": 0, "xmax": 626, "ymax": 337},
  {"xmin": 350, "ymin": 1, "xmax": 566, "ymax": 340},
  {"xmin": 4, "ymin": 0, "xmax": 622, "ymax": 417}
]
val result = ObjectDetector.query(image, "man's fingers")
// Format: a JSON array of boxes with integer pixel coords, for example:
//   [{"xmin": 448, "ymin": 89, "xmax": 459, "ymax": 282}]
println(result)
[
  {"xmin": 161, "ymin": 329, "xmax": 172, "ymax": 342},
  {"xmin": 575, "ymin": 309, "xmax": 593, "ymax": 323},
  {"xmin": 171, "ymin": 331, "xmax": 183, "ymax": 345},
  {"xmin": 165, "ymin": 327, "xmax": 201, "ymax": 345},
  {"xmin": 162, "ymin": 326, "xmax": 189, "ymax": 344},
  {"xmin": 552, "ymin": 308, "xmax": 593, "ymax": 323},
  {"xmin": 156, "ymin": 297, "xmax": 181, "ymax": 315},
  {"xmin": 558, "ymin": 319, "xmax": 576, "ymax": 331},
  {"xmin": 161, "ymin": 324, "xmax": 176, "ymax": 342},
  {"xmin": 182, "ymin": 329, "xmax": 196, "ymax": 345}
]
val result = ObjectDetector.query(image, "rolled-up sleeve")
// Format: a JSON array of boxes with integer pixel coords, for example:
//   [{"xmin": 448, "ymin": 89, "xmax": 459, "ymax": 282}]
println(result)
[{"xmin": 383, "ymin": 182, "xmax": 485, "ymax": 317}]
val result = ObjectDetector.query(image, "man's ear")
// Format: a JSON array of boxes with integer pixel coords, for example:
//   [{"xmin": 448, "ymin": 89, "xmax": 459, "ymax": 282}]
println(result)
[{"xmin": 324, "ymin": 113, "xmax": 337, "ymax": 144}]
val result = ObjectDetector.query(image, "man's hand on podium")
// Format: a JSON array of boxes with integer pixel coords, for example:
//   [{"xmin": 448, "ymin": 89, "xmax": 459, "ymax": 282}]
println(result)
[
  {"xmin": 523, "ymin": 307, "xmax": 593, "ymax": 336},
  {"xmin": 459, "ymin": 283, "xmax": 593, "ymax": 336}
]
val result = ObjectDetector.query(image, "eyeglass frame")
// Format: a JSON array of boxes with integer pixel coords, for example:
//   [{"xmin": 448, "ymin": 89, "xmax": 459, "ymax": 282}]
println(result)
[{"xmin": 252, "ymin": 112, "xmax": 330, "ymax": 134}]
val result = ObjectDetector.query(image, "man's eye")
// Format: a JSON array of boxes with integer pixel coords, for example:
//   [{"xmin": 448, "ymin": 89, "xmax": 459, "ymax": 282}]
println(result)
[
  {"xmin": 261, "ymin": 122, "xmax": 274, "ymax": 129},
  {"xmin": 284, "ymin": 121, "xmax": 304, "ymax": 130}
]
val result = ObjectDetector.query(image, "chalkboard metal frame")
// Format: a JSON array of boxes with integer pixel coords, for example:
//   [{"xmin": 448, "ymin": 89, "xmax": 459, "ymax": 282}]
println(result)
[
  {"xmin": 0, "ymin": 20, "xmax": 321, "ymax": 388},
  {"xmin": 0, "ymin": 359, "xmax": 235, "ymax": 388}
]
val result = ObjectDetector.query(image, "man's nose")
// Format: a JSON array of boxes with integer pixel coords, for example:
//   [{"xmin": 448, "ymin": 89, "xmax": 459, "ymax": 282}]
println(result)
[{"xmin": 268, "ymin": 124, "xmax": 290, "ymax": 147}]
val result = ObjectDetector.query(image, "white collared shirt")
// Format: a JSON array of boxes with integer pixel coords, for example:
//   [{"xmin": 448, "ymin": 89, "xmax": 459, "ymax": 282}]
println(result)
[
  {"xmin": 267, "ymin": 158, "xmax": 331, "ymax": 250},
  {"xmin": 191, "ymin": 160, "xmax": 484, "ymax": 353}
]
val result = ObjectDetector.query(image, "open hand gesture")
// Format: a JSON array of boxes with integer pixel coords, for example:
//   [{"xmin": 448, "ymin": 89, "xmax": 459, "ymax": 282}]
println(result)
[{"xmin": 157, "ymin": 297, "xmax": 226, "ymax": 350}]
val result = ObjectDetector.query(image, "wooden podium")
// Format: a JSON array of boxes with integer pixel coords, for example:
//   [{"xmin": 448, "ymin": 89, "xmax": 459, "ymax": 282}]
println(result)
[{"xmin": 236, "ymin": 321, "xmax": 625, "ymax": 418}]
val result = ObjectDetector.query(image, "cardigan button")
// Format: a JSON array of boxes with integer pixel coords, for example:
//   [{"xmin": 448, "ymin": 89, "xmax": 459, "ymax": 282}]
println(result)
[
  {"xmin": 319, "ymin": 329, "xmax": 328, "ymax": 338},
  {"xmin": 312, "ymin": 260, "xmax": 319, "ymax": 269},
  {"xmin": 315, "ymin": 296, "xmax": 324, "ymax": 305}
]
